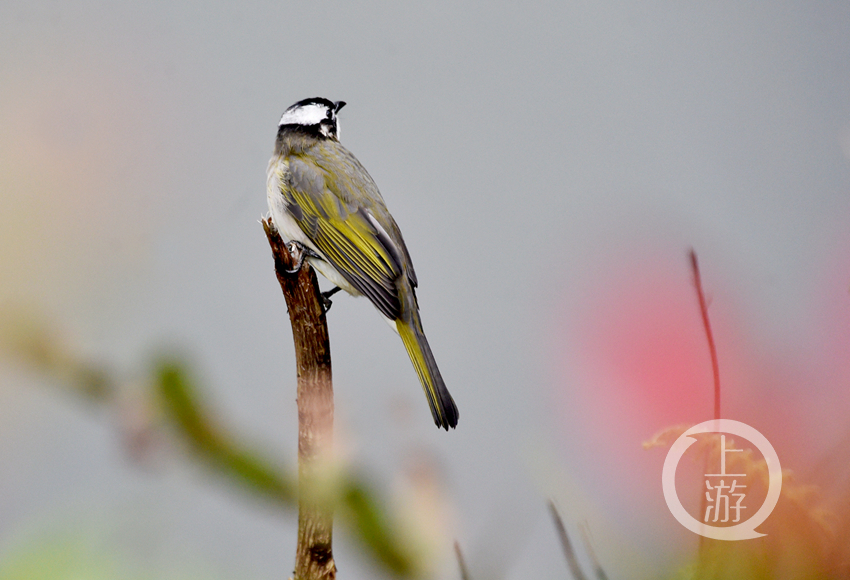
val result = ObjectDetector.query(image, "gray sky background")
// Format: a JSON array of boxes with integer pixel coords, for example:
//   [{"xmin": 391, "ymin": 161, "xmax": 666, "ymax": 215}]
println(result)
[{"xmin": 2, "ymin": 1, "xmax": 850, "ymax": 578}]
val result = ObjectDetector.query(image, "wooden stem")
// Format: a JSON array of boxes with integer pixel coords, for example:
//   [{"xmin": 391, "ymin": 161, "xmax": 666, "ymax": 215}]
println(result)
[{"xmin": 263, "ymin": 219, "xmax": 336, "ymax": 580}]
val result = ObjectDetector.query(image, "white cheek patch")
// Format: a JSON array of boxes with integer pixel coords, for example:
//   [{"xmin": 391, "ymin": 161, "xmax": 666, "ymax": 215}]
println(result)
[{"xmin": 279, "ymin": 103, "xmax": 329, "ymax": 126}]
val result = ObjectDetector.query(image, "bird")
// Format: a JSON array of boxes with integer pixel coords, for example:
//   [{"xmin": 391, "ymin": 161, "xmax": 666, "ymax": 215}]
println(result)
[{"xmin": 266, "ymin": 97, "xmax": 459, "ymax": 430}]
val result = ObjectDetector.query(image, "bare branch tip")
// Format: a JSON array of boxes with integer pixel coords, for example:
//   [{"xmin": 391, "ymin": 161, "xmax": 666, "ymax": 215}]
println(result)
[
  {"xmin": 548, "ymin": 500, "xmax": 590, "ymax": 580},
  {"xmin": 454, "ymin": 541, "xmax": 471, "ymax": 580},
  {"xmin": 687, "ymin": 248, "xmax": 721, "ymax": 420}
]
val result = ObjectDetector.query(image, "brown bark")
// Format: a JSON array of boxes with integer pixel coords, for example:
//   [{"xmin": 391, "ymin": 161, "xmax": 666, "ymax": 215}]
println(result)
[{"xmin": 263, "ymin": 219, "xmax": 336, "ymax": 580}]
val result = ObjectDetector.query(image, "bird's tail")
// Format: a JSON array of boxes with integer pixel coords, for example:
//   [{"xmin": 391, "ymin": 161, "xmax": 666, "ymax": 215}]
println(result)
[{"xmin": 396, "ymin": 288, "xmax": 458, "ymax": 430}]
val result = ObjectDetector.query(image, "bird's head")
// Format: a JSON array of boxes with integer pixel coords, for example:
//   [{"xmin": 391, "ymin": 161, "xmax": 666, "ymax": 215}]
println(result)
[{"xmin": 278, "ymin": 97, "xmax": 346, "ymax": 140}]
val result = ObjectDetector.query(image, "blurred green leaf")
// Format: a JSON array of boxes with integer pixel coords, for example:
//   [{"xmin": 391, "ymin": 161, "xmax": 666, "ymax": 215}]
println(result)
[
  {"xmin": 155, "ymin": 358, "xmax": 297, "ymax": 505},
  {"xmin": 1, "ymin": 314, "xmax": 420, "ymax": 578},
  {"xmin": 0, "ymin": 536, "xmax": 126, "ymax": 580}
]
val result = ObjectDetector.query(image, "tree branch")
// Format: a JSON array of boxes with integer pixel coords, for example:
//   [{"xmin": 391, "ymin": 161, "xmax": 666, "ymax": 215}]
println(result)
[{"xmin": 263, "ymin": 218, "xmax": 336, "ymax": 580}]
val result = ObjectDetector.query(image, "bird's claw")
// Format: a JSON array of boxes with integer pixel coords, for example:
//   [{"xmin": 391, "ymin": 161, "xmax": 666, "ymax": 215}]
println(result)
[
  {"xmin": 284, "ymin": 241, "xmax": 321, "ymax": 274},
  {"xmin": 321, "ymin": 286, "xmax": 342, "ymax": 312}
]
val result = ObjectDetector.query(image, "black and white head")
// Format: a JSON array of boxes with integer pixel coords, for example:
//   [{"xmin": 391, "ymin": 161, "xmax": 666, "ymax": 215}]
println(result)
[{"xmin": 278, "ymin": 97, "xmax": 346, "ymax": 140}]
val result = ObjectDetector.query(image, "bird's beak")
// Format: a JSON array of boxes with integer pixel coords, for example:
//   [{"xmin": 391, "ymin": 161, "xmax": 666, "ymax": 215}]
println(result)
[{"xmin": 334, "ymin": 101, "xmax": 347, "ymax": 113}]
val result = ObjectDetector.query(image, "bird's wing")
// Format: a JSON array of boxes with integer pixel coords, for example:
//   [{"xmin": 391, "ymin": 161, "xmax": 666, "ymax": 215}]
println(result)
[{"xmin": 278, "ymin": 153, "xmax": 405, "ymax": 320}]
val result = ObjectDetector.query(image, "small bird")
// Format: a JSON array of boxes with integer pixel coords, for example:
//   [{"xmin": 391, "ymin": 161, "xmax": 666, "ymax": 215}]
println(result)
[{"xmin": 266, "ymin": 97, "xmax": 458, "ymax": 430}]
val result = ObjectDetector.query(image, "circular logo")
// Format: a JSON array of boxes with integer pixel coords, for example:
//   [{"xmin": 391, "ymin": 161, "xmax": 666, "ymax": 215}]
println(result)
[{"xmin": 662, "ymin": 419, "xmax": 782, "ymax": 541}]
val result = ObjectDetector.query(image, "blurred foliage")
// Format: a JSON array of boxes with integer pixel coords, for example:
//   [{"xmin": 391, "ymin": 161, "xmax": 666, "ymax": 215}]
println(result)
[
  {"xmin": 0, "ymin": 310, "xmax": 113, "ymax": 402},
  {"xmin": 156, "ymin": 361, "xmax": 419, "ymax": 576},
  {"xmin": 647, "ymin": 426, "xmax": 850, "ymax": 580},
  {"xmin": 0, "ymin": 531, "xmax": 224, "ymax": 580},
  {"xmin": 0, "ymin": 536, "xmax": 128, "ymax": 580},
  {"xmin": 156, "ymin": 361, "xmax": 296, "ymax": 504},
  {"xmin": 6, "ymin": 309, "xmax": 849, "ymax": 579},
  {"xmin": 0, "ymin": 311, "xmax": 420, "ymax": 578}
]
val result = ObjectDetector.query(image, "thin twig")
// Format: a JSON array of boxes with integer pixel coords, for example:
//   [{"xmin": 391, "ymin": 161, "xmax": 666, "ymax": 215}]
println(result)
[
  {"xmin": 689, "ymin": 249, "xmax": 722, "ymax": 555},
  {"xmin": 548, "ymin": 500, "xmax": 589, "ymax": 580},
  {"xmin": 578, "ymin": 522, "xmax": 609, "ymax": 580},
  {"xmin": 689, "ymin": 250, "xmax": 721, "ymax": 421},
  {"xmin": 454, "ymin": 541, "xmax": 472, "ymax": 580}
]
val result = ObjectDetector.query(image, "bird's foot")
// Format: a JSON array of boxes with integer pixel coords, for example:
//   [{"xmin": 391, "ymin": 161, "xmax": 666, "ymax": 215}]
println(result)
[
  {"xmin": 321, "ymin": 286, "xmax": 342, "ymax": 312},
  {"xmin": 285, "ymin": 241, "xmax": 321, "ymax": 274}
]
